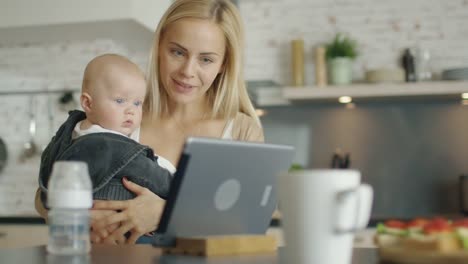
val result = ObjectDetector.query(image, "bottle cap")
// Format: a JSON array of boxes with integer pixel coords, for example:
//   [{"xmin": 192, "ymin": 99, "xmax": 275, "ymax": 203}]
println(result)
[{"xmin": 47, "ymin": 161, "xmax": 92, "ymax": 209}]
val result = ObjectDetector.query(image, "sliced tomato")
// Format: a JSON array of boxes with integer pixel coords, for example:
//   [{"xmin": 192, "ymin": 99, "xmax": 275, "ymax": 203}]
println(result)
[
  {"xmin": 430, "ymin": 217, "xmax": 450, "ymax": 226},
  {"xmin": 407, "ymin": 218, "xmax": 429, "ymax": 228},
  {"xmin": 384, "ymin": 220, "xmax": 407, "ymax": 229},
  {"xmin": 424, "ymin": 225, "xmax": 453, "ymax": 234},
  {"xmin": 452, "ymin": 218, "xmax": 468, "ymax": 228},
  {"xmin": 423, "ymin": 217, "xmax": 453, "ymax": 234}
]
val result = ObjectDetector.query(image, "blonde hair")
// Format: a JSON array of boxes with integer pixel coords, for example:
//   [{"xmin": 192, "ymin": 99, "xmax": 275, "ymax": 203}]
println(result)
[{"xmin": 145, "ymin": 0, "xmax": 259, "ymax": 125}]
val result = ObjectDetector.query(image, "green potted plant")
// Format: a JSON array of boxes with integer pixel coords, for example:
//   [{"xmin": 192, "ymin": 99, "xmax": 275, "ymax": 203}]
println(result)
[{"xmin": 325, "ymin": 33, "xmax": 358, "ymax": 85}]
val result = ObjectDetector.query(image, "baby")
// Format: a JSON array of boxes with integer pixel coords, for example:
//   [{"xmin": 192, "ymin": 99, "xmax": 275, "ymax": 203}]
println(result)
[
  {"xmin": 78, "ymin": 53, "xmax": 145, "ymax": 141},
  {"xmin": 39, "ymin": 54, "xmax": 172, "ymax": 207}
]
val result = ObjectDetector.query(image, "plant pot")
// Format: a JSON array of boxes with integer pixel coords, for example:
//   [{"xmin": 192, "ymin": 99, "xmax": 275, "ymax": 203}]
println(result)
[{"xmin": 328, "ymin": 57, "xmax": 353, "ymax": 85}]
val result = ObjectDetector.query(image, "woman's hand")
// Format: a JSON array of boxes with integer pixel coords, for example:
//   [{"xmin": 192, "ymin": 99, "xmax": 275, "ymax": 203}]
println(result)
[
  {"xmin": 89, "ymin": 208, "xmax": 121, "ymax": 244},
  {"xmin": 92, "ymin": 178, "xmax": 166, "ymax": 244}
]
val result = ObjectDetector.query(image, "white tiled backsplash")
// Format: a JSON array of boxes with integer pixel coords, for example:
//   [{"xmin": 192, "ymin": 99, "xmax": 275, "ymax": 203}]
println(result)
[{"xmin": 1, "ymin": 0, "xmax": 468, "ymax": 216}]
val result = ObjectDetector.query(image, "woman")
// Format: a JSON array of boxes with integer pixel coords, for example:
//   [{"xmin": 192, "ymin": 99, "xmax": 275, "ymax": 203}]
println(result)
[{"xmin": 35, "ymin": 0, "xmax": 263, "ymax": 244}]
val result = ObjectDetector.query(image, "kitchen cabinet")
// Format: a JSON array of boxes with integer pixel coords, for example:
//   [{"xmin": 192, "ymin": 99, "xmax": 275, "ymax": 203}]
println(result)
[
  {"xmin": 0, "ymin": 224, "xmax": 48, "ymax": 249},
  {"xmin": 0, "ymin": 0, "xmax": 170, "ymax": 30},
  {"xmin": 252, "ymin": 81, "xmax": 468, "ymax": 107},
  {"xmin": 0, "ymin": 0, "xmax": 171, "ymax": 50}
]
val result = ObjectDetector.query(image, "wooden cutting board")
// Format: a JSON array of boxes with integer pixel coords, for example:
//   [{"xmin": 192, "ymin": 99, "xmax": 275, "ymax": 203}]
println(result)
[
  {"xmin": 379, "ymin": 246, "xmax": 468, "ymax": 264},
  {"xmin": 163, "ymin": 235, "xmax": 277, "ymax": 256}
]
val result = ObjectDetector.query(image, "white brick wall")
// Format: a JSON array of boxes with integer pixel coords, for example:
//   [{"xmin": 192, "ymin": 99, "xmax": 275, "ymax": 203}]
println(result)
[
  {"xmin": 1, "ymin": 0, "xmax": 467, "ymax": 216},
  {"xmin": 241, "ymin": 0, "xmax": 468, "ymax": 85}
]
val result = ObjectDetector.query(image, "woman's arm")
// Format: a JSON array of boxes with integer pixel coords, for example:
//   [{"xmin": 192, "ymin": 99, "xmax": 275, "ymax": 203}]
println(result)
[{"xmin": 91, "ymin": 177, "xmax": 166, "ymax": 244}]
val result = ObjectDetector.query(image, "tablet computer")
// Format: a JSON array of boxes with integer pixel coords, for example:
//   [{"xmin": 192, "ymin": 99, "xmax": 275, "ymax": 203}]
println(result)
[{"xmin": 153, "ymin": 137, "xmax": 294, "ymax": 247}]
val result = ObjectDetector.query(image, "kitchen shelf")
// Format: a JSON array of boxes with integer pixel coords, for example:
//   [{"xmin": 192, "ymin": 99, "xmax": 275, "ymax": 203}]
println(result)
[{"xmin": 282, "ymin": 81, "xmax": 468, "ymax": 103}]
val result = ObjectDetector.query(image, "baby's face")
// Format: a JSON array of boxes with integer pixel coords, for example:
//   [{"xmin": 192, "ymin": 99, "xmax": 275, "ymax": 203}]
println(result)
[{"xmin": 90, "ymin": 72, "xmax": 146, "ymax": 136}]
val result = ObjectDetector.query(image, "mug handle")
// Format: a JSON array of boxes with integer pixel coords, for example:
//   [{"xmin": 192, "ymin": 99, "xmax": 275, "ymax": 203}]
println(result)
[{"xmin": 334, "ymin": 184, "xmax": 373, "ymax": 234}]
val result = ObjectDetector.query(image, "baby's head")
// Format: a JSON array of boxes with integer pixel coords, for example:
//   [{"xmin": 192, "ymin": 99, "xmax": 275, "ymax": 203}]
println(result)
[{"xmin": 80, "ymin": 54, "xmax": 146, "ymax": 136}]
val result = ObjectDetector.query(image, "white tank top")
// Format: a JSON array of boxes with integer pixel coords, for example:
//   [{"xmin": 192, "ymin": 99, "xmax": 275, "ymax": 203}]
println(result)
[{"xmin": 157, "ymin": 119, "xmax": 234, "ymax": 174}]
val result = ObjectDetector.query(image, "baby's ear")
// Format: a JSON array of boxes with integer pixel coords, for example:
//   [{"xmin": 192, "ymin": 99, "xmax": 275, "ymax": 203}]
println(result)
[{"xmin": 80, "ymin": 93, "xmax": 92, "ymax": 112}]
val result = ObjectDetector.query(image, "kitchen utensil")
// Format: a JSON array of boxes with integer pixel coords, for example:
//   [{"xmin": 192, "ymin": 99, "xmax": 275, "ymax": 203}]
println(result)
[
  {"xmin": 401, "ymin": 48, "xmax": 416, "ymax": 82},
  {"xmin": 314, "ymin": 46, "xmax": 327, "ymax": 87},
  {"xmin": 47, "ymin": 94, "xmax": 55, "ymax": 139},
  {"xmin": 58, "ymin": 91, "xmax": 78, "ymax": 112},
  {"xmin": 442, "ymin": 67, "xmax": 468, "ymax": 80},
  {"xmin": 365, "ymin": 68, "xmax": 405, "ymax": 83},
  {"xmin": 291, "ymin": 39, "xmax": 304, "ymax": 86},
  {"xmin": 19, "ymin": 96, "xmax": 38, "ymax": 162},
  {"xmin": 0, "ymin": 137, "xmax": 8, "ymax": 173},
  {"xmin": 331, "ymin": 149, "xmax": 351, "ymax": 168},
  {"xmin": 415, "ymin": 48, "xmax": 432, "ymax": 81}
]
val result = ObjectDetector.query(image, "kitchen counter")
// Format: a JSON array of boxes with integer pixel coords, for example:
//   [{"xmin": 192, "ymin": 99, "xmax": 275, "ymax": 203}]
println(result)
[
  {"xmin": 0, "ymin": 224, "xmax": 48, "ymax": 248},
  {"xmin": 0, "ymin": 244, "xmax": 380, "ymax": 264}
]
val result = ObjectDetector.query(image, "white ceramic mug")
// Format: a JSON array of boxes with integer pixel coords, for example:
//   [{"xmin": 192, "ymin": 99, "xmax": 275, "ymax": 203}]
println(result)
[{"xmin": 278, "ymin": 169, "xmax": 373, "ymax": 264}]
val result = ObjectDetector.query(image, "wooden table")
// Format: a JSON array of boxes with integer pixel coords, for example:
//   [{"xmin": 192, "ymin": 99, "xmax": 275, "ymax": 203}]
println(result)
[{"xmin": 0, "ymin": 245, "xmax": 380, "ymax": 264}]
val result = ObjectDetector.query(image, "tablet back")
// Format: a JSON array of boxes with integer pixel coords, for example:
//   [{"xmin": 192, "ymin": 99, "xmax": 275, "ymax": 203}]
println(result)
[{"xmin": 155, "ymin": 137, "xmax": 294, "ymax": 243}]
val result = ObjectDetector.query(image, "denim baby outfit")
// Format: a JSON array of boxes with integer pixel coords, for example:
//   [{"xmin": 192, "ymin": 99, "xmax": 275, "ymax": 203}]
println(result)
[{"xmin": 38, "ymin": 110, "xmax": 172, "ymax": 207}]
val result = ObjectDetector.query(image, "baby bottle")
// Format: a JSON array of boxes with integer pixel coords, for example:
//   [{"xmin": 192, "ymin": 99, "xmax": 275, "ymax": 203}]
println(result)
[{"xmin": 47, "ymin": 161, "xmax": 92, "ymax": 255}]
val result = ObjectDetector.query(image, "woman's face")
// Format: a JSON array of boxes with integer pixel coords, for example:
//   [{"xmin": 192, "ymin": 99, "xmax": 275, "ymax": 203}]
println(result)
[{"xmin": 158, "ymin": 18, "xmax": 226, "ymax": 105}]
